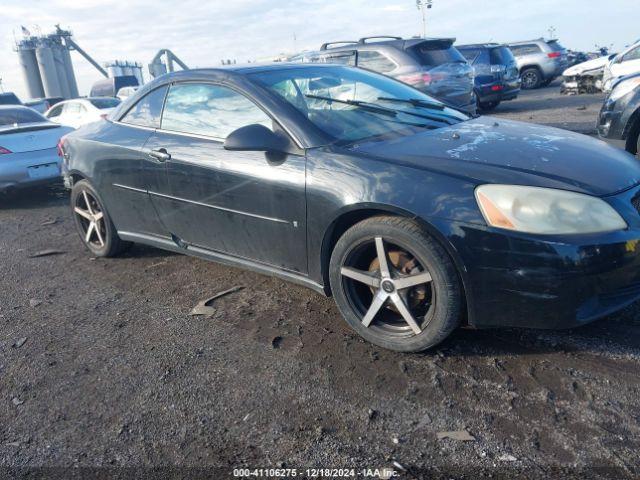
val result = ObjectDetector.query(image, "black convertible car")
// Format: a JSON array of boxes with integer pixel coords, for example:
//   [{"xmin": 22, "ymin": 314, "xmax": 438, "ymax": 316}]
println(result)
[{"xmin": 61, "ymin": 63, "xmax": 640, "ymax": 352}]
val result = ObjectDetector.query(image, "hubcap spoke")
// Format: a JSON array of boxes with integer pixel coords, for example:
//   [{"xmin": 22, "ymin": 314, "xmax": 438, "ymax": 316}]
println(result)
[
  {"xmin": 85, "ymin": 221, "xmax": 95, "ymax": 243},
  {"xmin": 82, "ymin": 190, "xmax": 94, "ymax": 215},
  {"xmin": 94, "ymin": 220, "xmax": 105, "ymax": 246},
  {"xmin": 390, "ymin": 292, "xmax": 422, "ymax": 334},
  {"xmin": 361, "ymin": 290, "xmax": 388, "ymax": 328},
  {"xmin": 74, "ymin": 206, "xmax": 93, "ymax": 221},
  {"xmin": 341, "ymin": 267, "xmax": 380, "ymax": 288},
  {"xmin": 394, "ymin": 271, "xmax": 432, "ymax": 290},
  {"xmin": 375, "ymin": 237, "xmax": 390, "ymax": 278}
]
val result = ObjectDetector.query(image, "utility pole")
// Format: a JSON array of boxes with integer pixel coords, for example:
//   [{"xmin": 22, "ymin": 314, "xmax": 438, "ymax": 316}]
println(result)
[
  {"xmin": 547, "ymin": 26, "xmax": 556, "ymax": 39},
  {"xmin": 416, "ymin": 0, "xmax": 433, "ymax": 38}
]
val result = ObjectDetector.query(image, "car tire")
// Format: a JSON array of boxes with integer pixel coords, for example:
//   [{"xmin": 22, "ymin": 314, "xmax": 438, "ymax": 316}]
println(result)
[
  {"xmin": 329, "ymin": 216, "xmax": 462, "ymax": 352},
  {"xmin": 71, "ymin": 179, "xmax": 131, "ymax": 257},
  {"xmin": 479, "ymin": 101, "xmax": 500, "ymax": 112},
  {"xmin": 521, "ymin": 68, "xmax": 542, "ymax": 89}
]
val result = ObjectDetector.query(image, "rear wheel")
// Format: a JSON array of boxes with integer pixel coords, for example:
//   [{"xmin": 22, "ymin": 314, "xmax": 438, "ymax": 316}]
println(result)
[
  {"xmin": 521, "ymin": 68, "xmax": 542, "ymax": 89},
  {"xmin": 329, "ymin": 216, "xmax": 462, "ymax": 352},
  {"xmin": 71, "ymin": 179, "xmax": 130, "ymax": 257},
  {"xmin": 479, "ymin": 100, "xmax": 500, "ymax": 112}
]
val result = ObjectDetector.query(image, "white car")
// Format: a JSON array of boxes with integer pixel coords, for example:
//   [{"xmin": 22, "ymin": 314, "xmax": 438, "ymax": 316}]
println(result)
[
  {"xmin": 44, "ymin": 97, "xmax": 121, "ymax": 129},
  {"xmin": 561, "ymin": 54, "xmax": 617, "ymax": 94},
  {"xmin": 116, "ymin": 86, "xmax": 139, "ymax": 101},
  {"xmin": 0, "ymin": 106, "xmax": 74, "ymax": 193},
  {"xmin": 603, "ymin": 41, "xmax": 640, "ymax": 91}
]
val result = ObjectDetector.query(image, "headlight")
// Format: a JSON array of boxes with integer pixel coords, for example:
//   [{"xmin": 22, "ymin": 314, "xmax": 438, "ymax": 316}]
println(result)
[
  {"xmin": 609, "ymin": 77, "xmax": 640, "ymax": 102},
  {"xmin": 475, "ymin": 185, "xmax": 627, "ymax": 234}
]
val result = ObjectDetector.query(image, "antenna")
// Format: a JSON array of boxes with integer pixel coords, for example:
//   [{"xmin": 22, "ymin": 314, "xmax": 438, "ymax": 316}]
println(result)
[{"xmin": 416, "ymin": 0, "xmax": 433, "ymax": 38}]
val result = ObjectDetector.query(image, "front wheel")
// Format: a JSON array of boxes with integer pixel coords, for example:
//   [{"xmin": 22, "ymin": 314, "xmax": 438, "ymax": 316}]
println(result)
[
  {"xmin": 329, "ymin": 217, "xmax": 462, "ymax": 352},
  {"xmin": 71, "ymin": 179, "xmax": 130, "ymax": 257}
]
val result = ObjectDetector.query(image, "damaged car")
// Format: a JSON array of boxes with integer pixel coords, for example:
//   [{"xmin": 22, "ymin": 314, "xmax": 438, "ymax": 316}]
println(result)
[
  {"xmin": 603, "ymin": 40, "xmax": 640, "ymax": 92},
  {"xmin": 61, "ymin": 64, "xmax": 640, "ymax": 352},
  {"xmin": 598, "ymin": 73, "xmax": 640, "ymax": 157},
  {"xmin": 561, "ymin": 54, "xmax": 617, "ymax": 94}
]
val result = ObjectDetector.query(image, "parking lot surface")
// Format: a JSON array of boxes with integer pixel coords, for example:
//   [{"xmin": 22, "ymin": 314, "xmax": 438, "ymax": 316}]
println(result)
[{"xmin": 2, "ymin": 84, "xmax": 639, "ymax": 479}]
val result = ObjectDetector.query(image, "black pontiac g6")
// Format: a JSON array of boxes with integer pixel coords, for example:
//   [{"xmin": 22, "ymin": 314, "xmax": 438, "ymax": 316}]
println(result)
[{"xmin": 61, "ymin": 64, "xmax": 640, "ymax": 352}]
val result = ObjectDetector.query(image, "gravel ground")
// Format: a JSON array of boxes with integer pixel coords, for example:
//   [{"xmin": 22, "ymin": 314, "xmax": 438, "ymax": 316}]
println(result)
[{"xmin": 2, "ymin": 83, "xmax": 639, "ymax": 480}]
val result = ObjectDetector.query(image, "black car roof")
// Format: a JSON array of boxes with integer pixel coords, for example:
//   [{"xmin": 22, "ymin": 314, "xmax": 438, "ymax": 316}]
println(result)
[{"xmin": 159, "ymin": 63, "xmax": 343, "ymax": 78}]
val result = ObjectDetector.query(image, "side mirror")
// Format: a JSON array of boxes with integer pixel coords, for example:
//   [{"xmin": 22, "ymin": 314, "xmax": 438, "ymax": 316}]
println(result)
[{"xmin": 224, "ymin": 124, "xmax": 289, "ymax": 153}]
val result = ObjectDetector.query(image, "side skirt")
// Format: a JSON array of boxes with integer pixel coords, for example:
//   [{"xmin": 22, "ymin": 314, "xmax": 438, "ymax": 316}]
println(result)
[{"xmin": 117, "ymin": 231, "xmax": 327, "ymax": 296}]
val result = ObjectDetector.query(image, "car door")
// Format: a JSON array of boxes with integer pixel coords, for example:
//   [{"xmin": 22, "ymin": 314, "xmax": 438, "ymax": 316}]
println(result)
[
  {"xmin": 143, "ymin": 82, "xmax": 307, "ymax": 273},
  {"xmin": 96, "ymin": 85, "xmax": 169, "ymax": 237}
]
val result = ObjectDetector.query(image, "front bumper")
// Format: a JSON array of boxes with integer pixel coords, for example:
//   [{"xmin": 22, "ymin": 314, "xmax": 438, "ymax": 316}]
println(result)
[
  {"xmin": 433, "ymin": 186, "xmax": 640, "ymax": 329},
  {"xmin": 0, "ymin": 147, "xmax": 62, "ymax": 192}
]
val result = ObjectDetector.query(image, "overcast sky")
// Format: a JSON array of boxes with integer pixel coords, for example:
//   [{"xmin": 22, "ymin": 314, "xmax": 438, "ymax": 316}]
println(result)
[{"xmin": 1, "ymin": 0, "xmax": 637, "ymax": 99}]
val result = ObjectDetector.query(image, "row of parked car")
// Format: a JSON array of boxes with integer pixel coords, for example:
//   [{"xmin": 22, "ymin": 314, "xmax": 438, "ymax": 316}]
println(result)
[
  {"xmin": 290, "ymin": 36, "xmax": 570, "ymax": 114},
  {"xmin": 0, "ymin": 91, "xmax": 122, "ymax": 193}
]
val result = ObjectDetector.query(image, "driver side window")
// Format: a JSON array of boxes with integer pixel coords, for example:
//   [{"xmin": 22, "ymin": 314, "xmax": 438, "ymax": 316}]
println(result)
[
  {"xmin": 161, "ymin": 83, "xmax": 273, "ymax": 139},
  {"xmin": 623, "ymin": 46, "xmax": 640, "ymax": 62},
  {"xmin": 47, "ymin": 104, "xmax": 64, "ymax": 118}
]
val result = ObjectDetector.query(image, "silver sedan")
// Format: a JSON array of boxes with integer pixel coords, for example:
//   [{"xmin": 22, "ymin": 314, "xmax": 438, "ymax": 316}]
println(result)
[{"xmin": 0, "ymin": 106, "xmax": 74, "ymax": 193}]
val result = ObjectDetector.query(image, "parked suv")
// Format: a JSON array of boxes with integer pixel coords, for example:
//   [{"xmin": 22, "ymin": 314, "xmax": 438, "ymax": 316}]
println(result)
[
  {"xmin": 457, "ymin": 43, "xmax": 520, "ymax": 111},
  {"xmin": 294, "ymin": 36, "xmax": 476, "ymax": 114},
  {"xmin": 507, "ymin": 39, "xmax": 568, "ymax": 89}
]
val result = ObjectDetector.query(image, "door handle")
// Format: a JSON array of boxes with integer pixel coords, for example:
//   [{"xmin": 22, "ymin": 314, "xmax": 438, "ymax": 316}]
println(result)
[{"xmin": 149, "ymin": 148, "xmax": 171, "ymax": 162}]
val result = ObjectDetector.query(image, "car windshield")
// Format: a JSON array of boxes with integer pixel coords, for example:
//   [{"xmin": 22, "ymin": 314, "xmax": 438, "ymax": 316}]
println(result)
[
  {"xmin": 250, "ymin": 66, "xmax": 468, "ymax": 145},
  {"xmin": 89, "ymin": 98, "xmax": 121, "ymax": 109},
  {"xmin": 408, "ymin": 42, "xmax": 467, "ymax": 66},
  {"xmin": 546, "ymin": 41, "xmax": 566, "ymax": 52},
  {"xmin": 0, "ymin": 108, "xmax": 47, "ymax": 126},
  {"xmin": 490, "ymin": 47, "xmax": 515, "ymax": 65}
]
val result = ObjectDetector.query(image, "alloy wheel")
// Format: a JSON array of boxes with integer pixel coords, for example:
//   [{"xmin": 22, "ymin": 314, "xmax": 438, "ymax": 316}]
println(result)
[
  {"xmin": 521, "ymin": 71, "xmax": 539, "ymax": 89},
  {"xmin": 340, "ymin": 236, "xmax": 435, "ymax": 337},
  {"xmin": 74, "ymin": 189, "xmax": 106, "ymax": 248}
]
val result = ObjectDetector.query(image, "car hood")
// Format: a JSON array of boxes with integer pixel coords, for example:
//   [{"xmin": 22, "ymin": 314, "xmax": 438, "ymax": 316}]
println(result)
[
  {"xmin": 563, "ymin": 56, "xmax": 610, "ymax": 76},
  {"xmin": 351, "ymin": 116, "xmax": 640, "ymax": 196}
]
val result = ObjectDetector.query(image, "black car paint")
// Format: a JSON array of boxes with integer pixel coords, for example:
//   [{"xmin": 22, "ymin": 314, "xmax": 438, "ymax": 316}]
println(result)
[
  {"xmin": 63, "ymin": 64, "xmax": 640, "ymax": 330},
  {"xmin": 598, "ymin": 74, "xmax": 640, "ymax": 154}
]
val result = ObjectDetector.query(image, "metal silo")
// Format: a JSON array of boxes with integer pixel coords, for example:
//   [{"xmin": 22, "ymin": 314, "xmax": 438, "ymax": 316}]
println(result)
[
  {"xmin": 52, "ymin": 45, "xmax": 71, "ymax": 99},
  {"xmin": 36, "ymin": 42, "xmax": 63, "ymax": 97},
  {"xmin": 17, "ymin": 45, "xmax": 45, "ymax": 99},
  {"xmin": 61, "ymin": 47, "xmax": 79, "ymax": 98}
]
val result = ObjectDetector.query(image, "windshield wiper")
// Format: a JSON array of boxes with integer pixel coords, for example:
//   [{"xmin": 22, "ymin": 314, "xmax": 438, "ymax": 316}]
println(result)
[
  {"xmin": 305, "ymin": 94, "xmax": 397, "ymax": 117},
  {"xmin": 306, "ymin": 94, "xmax": 455, "ymax": 125},
  {"xmin": 377, "ymin": 96, "xmax": 445, "ymax": 111}
]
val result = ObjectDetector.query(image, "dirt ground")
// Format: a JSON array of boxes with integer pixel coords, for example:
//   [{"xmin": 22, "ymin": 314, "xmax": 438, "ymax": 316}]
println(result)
[{"xmin": 2, "ymin": 83, "xmax": 639, "ymax": 480}]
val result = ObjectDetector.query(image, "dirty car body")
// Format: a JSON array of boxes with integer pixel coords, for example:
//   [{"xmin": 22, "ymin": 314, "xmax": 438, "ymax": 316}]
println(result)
[{"xmin": 62, "ymin": 64, "xmax": 640, "ymax": 343}]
